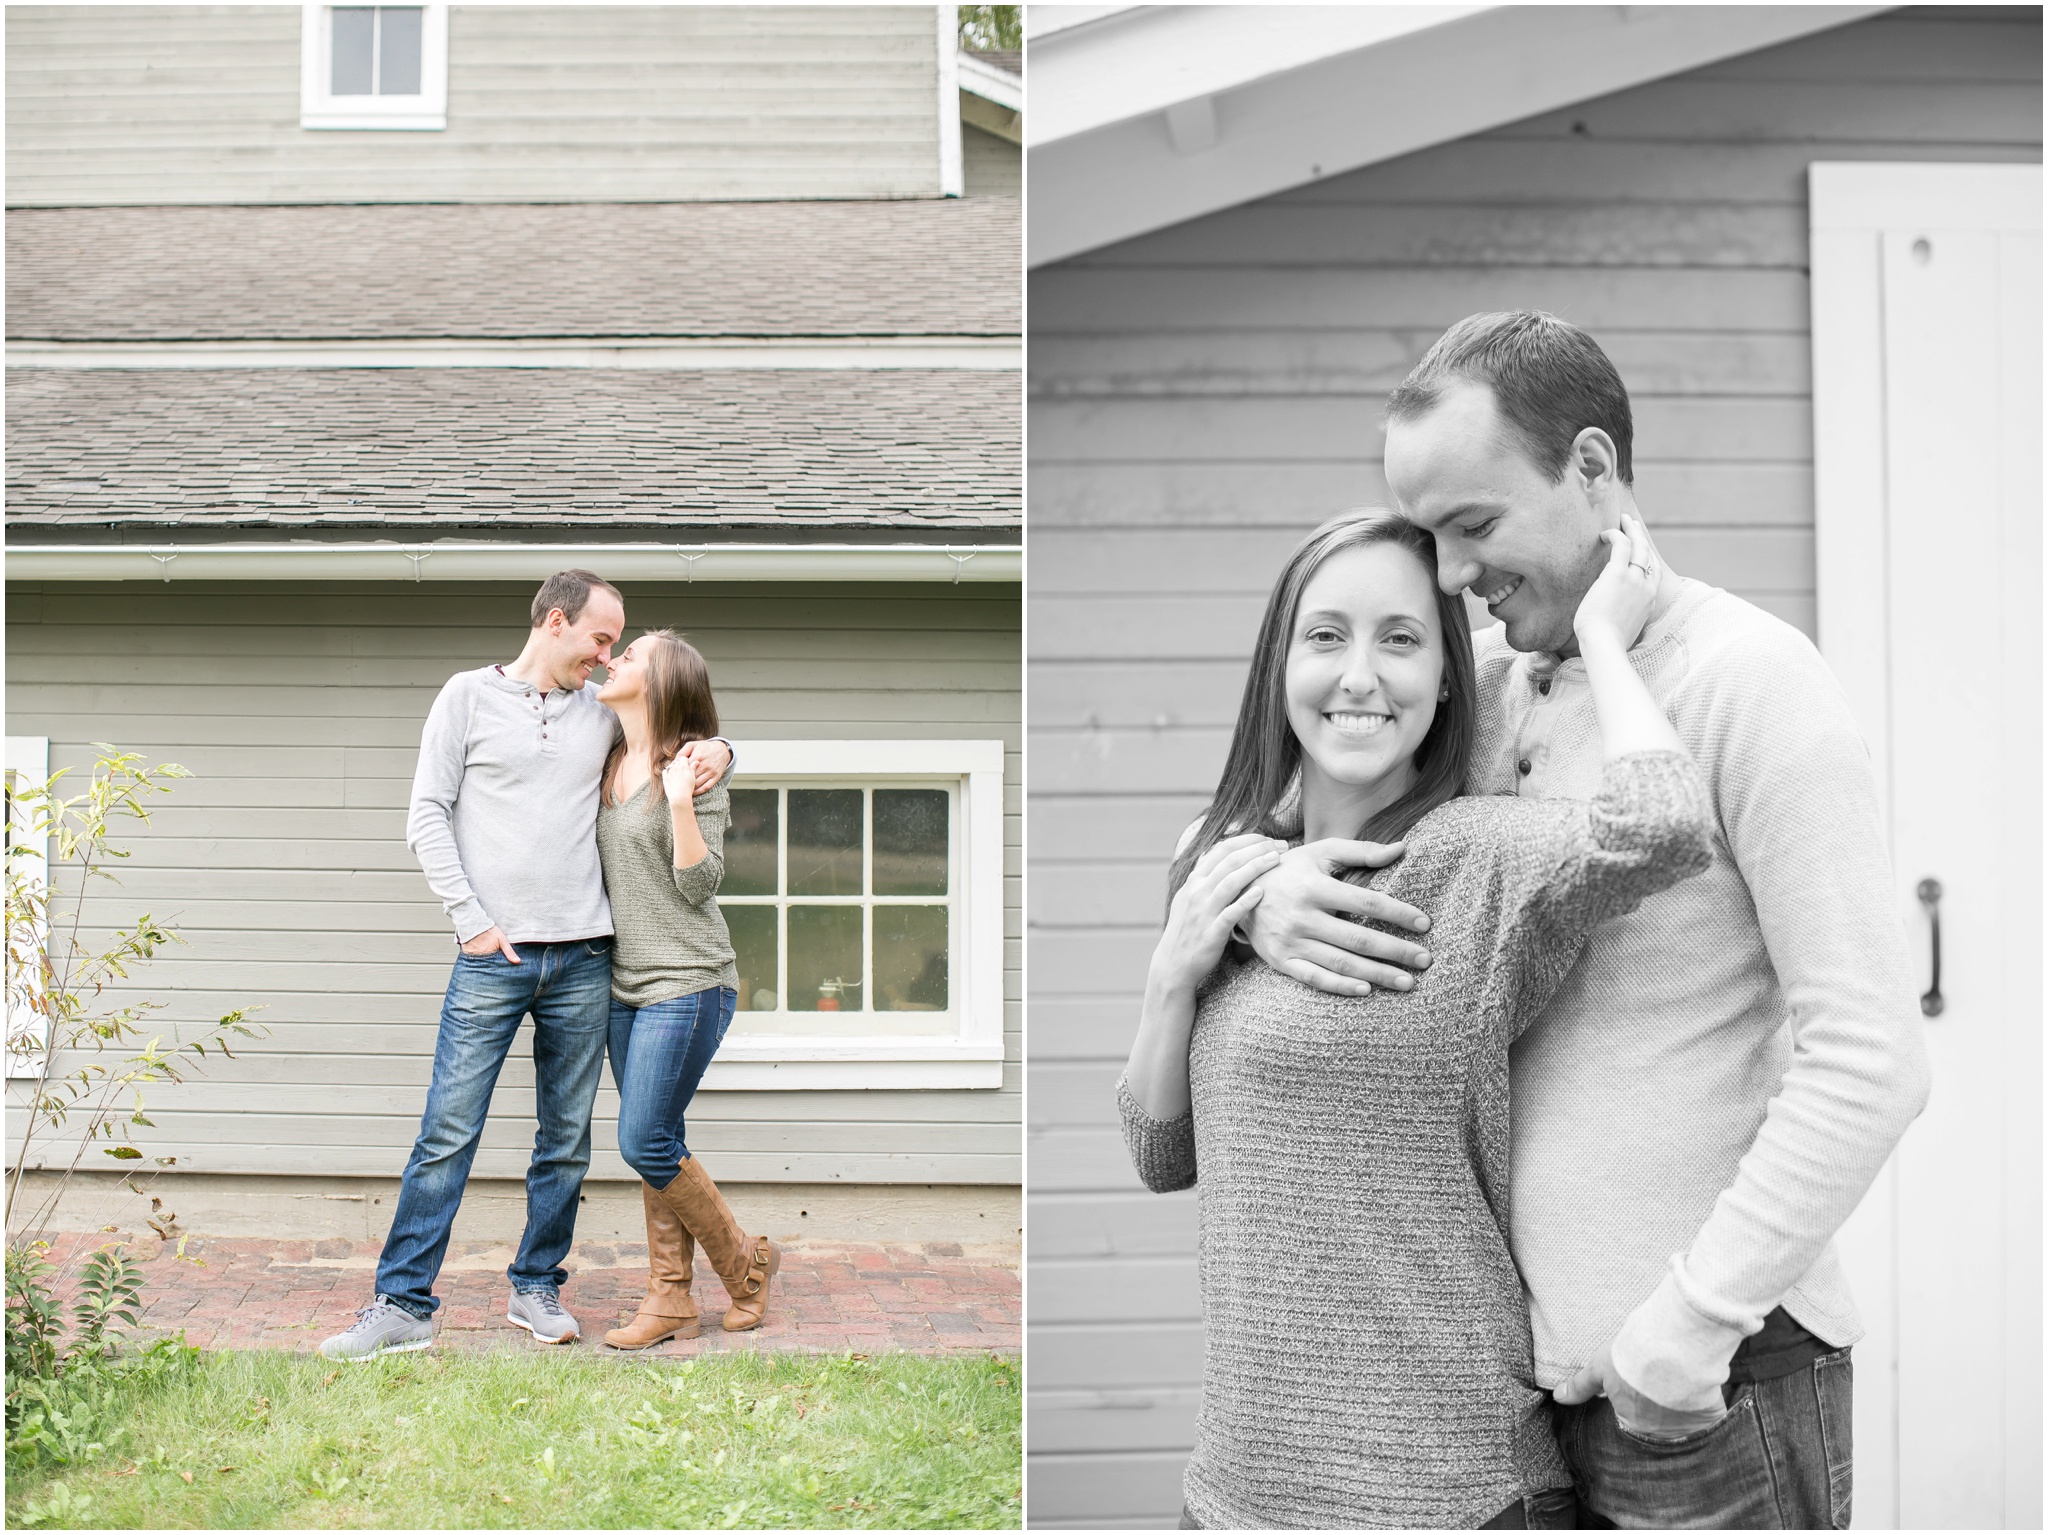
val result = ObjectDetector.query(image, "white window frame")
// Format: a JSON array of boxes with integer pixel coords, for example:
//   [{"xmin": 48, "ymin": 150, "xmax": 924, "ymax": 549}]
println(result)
[
  {"xmin": 300, "ymin": 3, "xmax": 448, "ymax": 131},
  {"xmin": 700, "ymin": 740, "xmax": 1004, "ymax": 1091},
  {"xmin": 5, "ymin": 736, "xmax": 50, "ymax": 1079}
]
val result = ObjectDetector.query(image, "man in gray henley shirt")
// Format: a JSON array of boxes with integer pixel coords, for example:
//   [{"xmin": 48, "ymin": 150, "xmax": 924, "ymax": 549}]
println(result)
[{"xmin": 320, "ymin": 570, "xmax": 732, "ymax": 1362}]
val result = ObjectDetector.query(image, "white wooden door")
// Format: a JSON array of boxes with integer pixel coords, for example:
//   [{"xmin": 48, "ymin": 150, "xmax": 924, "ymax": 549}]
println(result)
[{"xmin": 1811, "ymin": 162, "xmax": 2043, "ymax": 1531}]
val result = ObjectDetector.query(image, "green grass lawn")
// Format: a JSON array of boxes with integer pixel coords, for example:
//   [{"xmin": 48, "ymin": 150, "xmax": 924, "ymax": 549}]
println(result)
[{"xmin": 7, "ymin": 1346, "xmax": 1021, "ymax": 1529}]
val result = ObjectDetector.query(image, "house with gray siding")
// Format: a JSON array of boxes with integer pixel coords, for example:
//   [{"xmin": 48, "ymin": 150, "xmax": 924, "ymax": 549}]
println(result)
[
  {"xmin": 1025, "ymin": 6, "xmax": 2039, "ymax": 1528},
  {"xmin": 5, "ymin": 6, "xmax": 1022, "ymax": 1249}
]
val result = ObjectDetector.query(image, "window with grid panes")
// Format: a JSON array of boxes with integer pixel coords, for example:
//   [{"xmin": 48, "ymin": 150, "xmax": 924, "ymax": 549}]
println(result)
[{"xmin": 719, "ymin": 783, "xmax": 957, "ymax": 1033}]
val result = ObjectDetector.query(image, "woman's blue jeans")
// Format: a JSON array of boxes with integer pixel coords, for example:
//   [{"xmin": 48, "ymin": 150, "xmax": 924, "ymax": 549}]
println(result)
[{"xmin": 608, "ymin": 986, "xmax": 737, "ymax": 1188}]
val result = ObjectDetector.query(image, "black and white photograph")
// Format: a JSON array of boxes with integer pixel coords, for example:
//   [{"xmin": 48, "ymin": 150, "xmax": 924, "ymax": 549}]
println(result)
[{"xmin": 1024, "ymin": 5, "xmax": 2040, "ymax": 1530}]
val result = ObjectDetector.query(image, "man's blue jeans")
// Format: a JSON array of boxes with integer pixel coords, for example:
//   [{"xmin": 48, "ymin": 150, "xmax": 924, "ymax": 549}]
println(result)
[
  {"xmin": 375, "ymin": 939, "xmax": 613, "ymax": 1317},
  {"xmin": 1556, "ymin": 1349, "xmax": 1854, "ymax": 1529},
  {"xmin": 608, "ymin": 986, "xmax": 736, "ymax": 1187}
]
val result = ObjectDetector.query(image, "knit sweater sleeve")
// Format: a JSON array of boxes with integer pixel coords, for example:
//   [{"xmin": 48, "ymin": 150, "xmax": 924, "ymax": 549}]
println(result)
[
  {"xmin": 1491, "ymin": 750, "xmax": 1715, "ymax": 1038},
  {"xmin": 670, "ymin": 784, "xmax": 728, "ymax": 905},
  {"xmin": 1118, "ymin": 1074, "xmax": 1197, "ymax": 1193}
]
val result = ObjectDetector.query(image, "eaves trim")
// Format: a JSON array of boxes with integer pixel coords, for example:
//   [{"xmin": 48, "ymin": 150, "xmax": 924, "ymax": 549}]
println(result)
[
  {"xmin": 5, "ymin": 542, "xmax": 1023, "ymax": 584},
  {"xmin": 7, "ymin": 336, "xmax": 1021, "ymax": 371}
]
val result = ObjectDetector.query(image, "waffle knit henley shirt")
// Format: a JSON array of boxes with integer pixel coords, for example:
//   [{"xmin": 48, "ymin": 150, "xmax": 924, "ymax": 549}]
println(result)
[
  {"xmin": 1481, "ymin": 578, "xmax": 1931, "ymax": 1411},
  {"xmin": 406, "ymin": 665, "xmax": 619, "ymax": 945}
]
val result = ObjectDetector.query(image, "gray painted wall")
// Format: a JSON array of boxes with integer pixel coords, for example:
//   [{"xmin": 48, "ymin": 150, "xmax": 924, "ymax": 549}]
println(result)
[
  {"xmin": 1025, "ymin": 10, "xmax": 2042, "ymax": 1527},
  {"xmin": 8, "ymin": 5, "xmax": 945, "ymax": 204},
  {"xmin": 5, "ymin": 579, "xmax": 1020, "ymax": 1188},
  {"xmin": 964, "ymin": 123, "xmax": 1020, "ymax": 200}
]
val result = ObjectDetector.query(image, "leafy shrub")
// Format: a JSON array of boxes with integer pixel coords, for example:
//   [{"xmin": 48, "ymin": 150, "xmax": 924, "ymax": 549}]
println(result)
[{"xmin": 6, "ymin": 1237, "xmax": 202, "ymax": 1470}]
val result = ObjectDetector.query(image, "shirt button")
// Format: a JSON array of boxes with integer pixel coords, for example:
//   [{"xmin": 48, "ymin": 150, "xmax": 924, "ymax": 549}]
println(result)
[{"xmin": 1517, "ymin": 758, "xmax": 1531, "ymax": 776}]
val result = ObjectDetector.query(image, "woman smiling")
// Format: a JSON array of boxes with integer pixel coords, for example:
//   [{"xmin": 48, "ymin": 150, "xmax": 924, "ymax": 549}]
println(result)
[{"xmin": 1121, "ymin": 508, "xmax": 1714, "ymax": 1529}]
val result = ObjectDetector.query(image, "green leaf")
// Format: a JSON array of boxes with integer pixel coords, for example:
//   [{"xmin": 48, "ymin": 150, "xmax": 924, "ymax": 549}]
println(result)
[{"xmin": 103, "ymin": 1147, "xmax": 143, "ymax": 1160}]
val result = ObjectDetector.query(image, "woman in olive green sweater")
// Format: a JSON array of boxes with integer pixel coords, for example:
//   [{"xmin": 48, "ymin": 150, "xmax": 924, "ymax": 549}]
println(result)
[{"xmin": 594, "ymin": 630, "xmax": 775, "ymax": 1350}]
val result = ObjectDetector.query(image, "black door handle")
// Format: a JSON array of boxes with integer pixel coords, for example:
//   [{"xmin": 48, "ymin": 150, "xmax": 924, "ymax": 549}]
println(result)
[{"xmin": 1916, "ymin": 878, "xmax": 1944, "ymax": 1018}]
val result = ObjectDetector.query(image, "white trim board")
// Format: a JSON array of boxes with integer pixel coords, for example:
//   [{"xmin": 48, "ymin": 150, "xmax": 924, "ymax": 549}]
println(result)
[
  {"xmin": 4, "ymin": 543, "xmax": 1022, "ymax": 585},
  {"xmin": 1027, "ymin": 3, "xmax": 1887, "ymax": 265},
  {"xmin": 4, "ymin": 736, "xmax": 51, "ymax": 1080},
  {"xmin": 937, "ymin": 4, "xmax": 964, "ymax": 198},
  {"xmin": 7, "ymin": 337, "xmax": 1022, "ymax": 372},
  {"xmin": 958, "ymin": 51, "xmax": 1021, "ymax": 113}
]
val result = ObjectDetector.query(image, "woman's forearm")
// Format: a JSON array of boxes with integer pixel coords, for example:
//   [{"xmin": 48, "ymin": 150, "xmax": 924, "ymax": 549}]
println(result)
[
  {"xmin": 670, "ymin": 791, "xmax": 709, "ymax": 869},
  {"xmin": 1124, "ymin": 977, "xmax": 1198, "ymax": 1121},
  {"xmin": 1582, "ymin": 630, "xmax": 1682, "ymax": 762}
]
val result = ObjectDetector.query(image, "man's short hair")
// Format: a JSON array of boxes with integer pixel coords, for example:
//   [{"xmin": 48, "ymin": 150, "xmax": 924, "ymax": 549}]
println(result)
[
  {"xmin": 529, "ymin": 569, "xmax": 622, "ymax": 629},
  {"xmin": 1385, "ymin": 311, "xmax": 1634, "ymax": 485}
]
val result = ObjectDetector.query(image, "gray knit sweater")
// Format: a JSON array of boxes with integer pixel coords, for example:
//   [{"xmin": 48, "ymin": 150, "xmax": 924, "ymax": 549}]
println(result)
[
  {"xmin": 595, "ymin": 781, "xmax": 738, "ymax": 1007},
  {"xmin": 1120, "ymin": 751, "xmax": 1713, "ymax": 1531}
]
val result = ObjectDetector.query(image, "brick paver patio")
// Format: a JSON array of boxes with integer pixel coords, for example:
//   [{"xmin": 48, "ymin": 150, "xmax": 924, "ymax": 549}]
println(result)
[{"xmin": 33, "ymin": 1231, "xmax": 1019, "ymax": 1358}]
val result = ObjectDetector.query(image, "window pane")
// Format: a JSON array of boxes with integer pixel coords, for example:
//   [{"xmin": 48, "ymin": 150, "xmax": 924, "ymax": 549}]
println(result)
[
  {"xmin": 788, "ymin": 789, "xmax": 862, "ymax": 896},
  {"xmin": 788, "ymin": 906, "xmax": 862, "ymax": 1013},
  {"xmin": 724, "ymin": 904, "xmax": 778, "ymax": 1012},
  {"xmin": 331, "ymin": 7, "xmax": 376, "ymax": 95},
  {"xmin": 723, "ymin": 789, "xmax": 779, "ymax": 896},
  {"xmin": 874, "ymin": 906, "xmax": 947, "ymax": 1012},
  {"xmin": 377, "ymin": 7, "xmax": 423, "ymax": 95},
  {"xmin": 873, "ymin": 789, "xmax": 948, "ymax": 895}
]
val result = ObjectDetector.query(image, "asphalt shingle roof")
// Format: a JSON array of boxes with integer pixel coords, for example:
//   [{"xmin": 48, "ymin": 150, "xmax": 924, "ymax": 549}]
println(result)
[
  {"xmin": 6, "ymin": 367, "xmax": 1020, "ymax": 533},
  {"xmin": 7, "ymin": 200, "xmax": 1021, "ymax": 343}
]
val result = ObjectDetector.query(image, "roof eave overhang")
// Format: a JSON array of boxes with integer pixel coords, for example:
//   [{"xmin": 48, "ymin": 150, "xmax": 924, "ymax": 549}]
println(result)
[
  {"xmin": 1026, "ymin": 3, "xmax": 1894, "ymax": 266},
  {"xmin": 3, "ymin": 541, "xmax": 1022, "ymax": 584}
]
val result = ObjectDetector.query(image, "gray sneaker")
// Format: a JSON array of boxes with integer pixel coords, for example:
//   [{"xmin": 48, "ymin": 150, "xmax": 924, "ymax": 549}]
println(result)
[
  {"xmin": 319, "ymin": 1296, "xmax": 433, "ymax": 1363},
  {"xmin": 507, "ymin": 1286, "xmax": 580, "ymax": 1345}
]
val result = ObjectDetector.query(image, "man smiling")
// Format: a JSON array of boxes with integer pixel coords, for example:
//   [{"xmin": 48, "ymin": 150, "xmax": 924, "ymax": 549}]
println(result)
[
  {"xmin": 1240, "ymin": 313, "xmax": 1930, "ymax": 1527},
  {"xmin": 321, "ymin": 570, "xmax": 732, "ymax": 1362}
]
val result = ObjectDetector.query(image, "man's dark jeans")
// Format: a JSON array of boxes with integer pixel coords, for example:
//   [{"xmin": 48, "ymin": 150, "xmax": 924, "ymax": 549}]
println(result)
[
  {"xmin": 374, "ymin": 938, "xmax": 613, "ymax": 1317},
  {"xmin": 1556, "ymin": 1349, "xmax": 1854, "ymax": 1529}
]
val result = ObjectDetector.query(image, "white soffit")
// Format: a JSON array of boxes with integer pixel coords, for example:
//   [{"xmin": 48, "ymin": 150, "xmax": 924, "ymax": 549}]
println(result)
[
  {"xmin": 1026, "ymin": 3, "xmax": 1893, "ymax": 266},
  {"xmin": 5, "ymin": 543, "xmax": 1022, "ymax": 584},
  {"xmin": 959, "ymin": 51, "xmax": 1023, "ymax": 113}
]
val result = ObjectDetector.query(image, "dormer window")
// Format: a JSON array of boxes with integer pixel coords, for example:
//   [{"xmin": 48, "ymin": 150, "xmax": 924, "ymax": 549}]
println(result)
[
  {"xmin": 300, "ymin": 2, "xmax": 448, "ymax": 130},
  {"xmin": 331, "ymin": 7, "xmax": 422, "ymax": 96}
]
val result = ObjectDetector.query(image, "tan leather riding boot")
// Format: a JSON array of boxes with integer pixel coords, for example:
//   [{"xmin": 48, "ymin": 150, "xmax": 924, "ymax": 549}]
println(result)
[
  {"xmin": 603, "ymin": 1182, "xmax": 702, "ymax": 1349},
  {"xmin": 653, "ymin": 1153, "xmax": 780, "ymax": 1333}
]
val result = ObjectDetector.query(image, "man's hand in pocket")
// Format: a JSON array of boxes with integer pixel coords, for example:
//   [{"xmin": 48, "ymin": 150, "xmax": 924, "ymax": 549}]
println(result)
[
  {"xmin": 461, "ymin": 926, "xmax": 521, "ymax": 964},
  {"xmin": 1555, "ymin": 1340, "xmax": 1727, "ymax": 1440}
]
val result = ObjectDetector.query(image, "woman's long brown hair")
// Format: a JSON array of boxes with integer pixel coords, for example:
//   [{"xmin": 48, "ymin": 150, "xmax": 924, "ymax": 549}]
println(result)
[
  {"xmin": 1166, "ymin": 510, "xmax": 1477, "ymax": 904},
  {"xmin": 602, "ymin": 629, "xmax": 720, "ymax": 810}
]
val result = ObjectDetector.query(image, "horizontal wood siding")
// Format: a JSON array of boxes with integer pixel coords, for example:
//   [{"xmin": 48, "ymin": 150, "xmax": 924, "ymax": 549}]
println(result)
[
  {"xmin": 963, "ymin": 123, "xmax": 1019, "ymax": 200},
  {"xmin": 5, "ymin": 580, "xmax": 1020, "ymax": 1186},
  {"xmin": 1025, "ymin": 11, "xmax": 2042, "ymax": 1526},
  {"xmin": 7, "ymin": 5, "xmax": 942, "ymax": 204}
]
